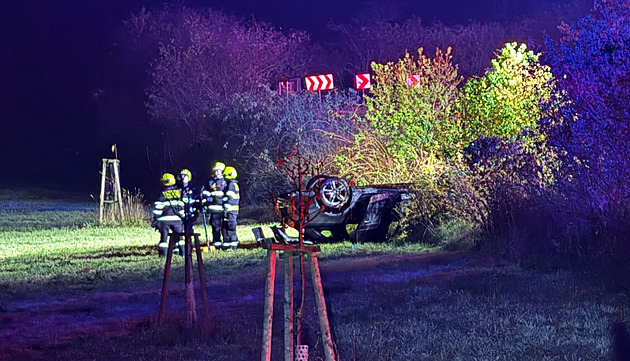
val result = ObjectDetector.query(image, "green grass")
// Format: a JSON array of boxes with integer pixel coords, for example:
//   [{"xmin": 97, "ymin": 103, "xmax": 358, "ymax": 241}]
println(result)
[
  {"xmin": 0, "ymin": 195, "xmax": 433, "ymax": 295},
  {"xmin": 1, "ymin": 192, "xmax": 629, "ymax": 361}
]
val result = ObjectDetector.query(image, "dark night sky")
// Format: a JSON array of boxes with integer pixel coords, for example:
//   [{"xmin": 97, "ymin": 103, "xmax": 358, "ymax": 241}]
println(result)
[{"xmin": 0, "ymin": 0, "xmax": 559, "ymax": 195}]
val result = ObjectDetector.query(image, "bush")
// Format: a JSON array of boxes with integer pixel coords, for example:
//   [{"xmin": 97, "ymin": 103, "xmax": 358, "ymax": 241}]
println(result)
[{"xmin": 541, "ymin": 0, "xmax": 630, "ymax": 262}]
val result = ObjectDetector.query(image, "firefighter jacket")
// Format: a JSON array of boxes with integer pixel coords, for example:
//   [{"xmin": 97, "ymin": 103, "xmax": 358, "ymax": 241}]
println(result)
[
  {"xmin": 223, "ymin": 179, "xmax": 240, "ymax": 213},
  {"xmin": 152, "ymin": 185, "xmax": 185, "ymax": 223},
  {"xmin": 202, "ymin": 177, "xmax": 227, "ymax": 214},
  {"xmin": 181, "ymin": 184, "xmax": 198, "ymax": 216}
]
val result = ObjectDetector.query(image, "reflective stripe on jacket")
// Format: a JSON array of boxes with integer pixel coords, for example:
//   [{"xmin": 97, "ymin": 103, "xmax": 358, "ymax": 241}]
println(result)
[
  {"xmin": 223, "ymin": 180, "xmax": 240, "ymax": 213},
  {"xmin": 153, "ymin": 186, "xmax": 185, "ymax": 221},
  {"xmin": 203, "ymin": 177, "xmax": 227, "ymax": 213}
]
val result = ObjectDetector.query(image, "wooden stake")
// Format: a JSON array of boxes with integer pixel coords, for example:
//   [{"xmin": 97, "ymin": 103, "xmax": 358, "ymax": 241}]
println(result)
[
  {"xmin": 158, "ymin": 233, "xmax": 177, "ymax": 324},
  {"xmin": 112, "ymin": 159, "xmax": 124, "ymax": 221},
  {"xmin": 184, "ymin": 234, "xmax": 197, "ymax": 325},
  {"xmin": 193, "ymin": 234, "xmax": 209, "ymax": 318},
  {"xmin": 308, "ymin": 252, "xmax": 336, "ymax": 361},
  {"xmin": 261, "ymin": 249, "xmax": 277, "ymax": 361},
  {"xmin": 98, "ymin": 160, "xmax": 107, "ymax": 225},
  {"xmin": 284, "ymin": 255, "xmax": 294, "ymax": 361}
]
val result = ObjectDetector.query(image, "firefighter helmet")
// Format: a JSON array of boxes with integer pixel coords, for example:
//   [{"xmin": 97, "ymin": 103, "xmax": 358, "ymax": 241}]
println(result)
[
  {"xmin": 179, "ymin": 168, "xmax": 192, "ymax": 181},
  {"xmin": 212, "ymin": 162, "xmax": 226, "ymax": 172},
  {"xmin": 161, "ymin": 173, "xmax": 176, "ymax": 187},
  {"xmin": 224, "ymin": 166, "xmax": 238, "ymax": 180}
]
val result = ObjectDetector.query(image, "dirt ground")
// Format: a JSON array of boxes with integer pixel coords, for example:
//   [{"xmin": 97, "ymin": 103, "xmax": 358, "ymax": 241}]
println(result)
[{"xmin": 0, "ymin": 251, "xmax": 489, "ymax": 360}]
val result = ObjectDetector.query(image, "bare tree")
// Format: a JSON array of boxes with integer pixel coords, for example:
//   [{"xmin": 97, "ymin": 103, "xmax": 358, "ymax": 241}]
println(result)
[{"xmin": 125, "ymin": 5, "xmax": 312, "ymax": 140}]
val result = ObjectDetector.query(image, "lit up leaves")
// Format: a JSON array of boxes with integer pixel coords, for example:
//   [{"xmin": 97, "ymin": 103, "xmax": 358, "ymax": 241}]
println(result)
[
  {"xmin": 366, "ymin": 47, "xmax": 464, "ymax": 160},
  {"xmin": 459, "ymin": 42, "xmax": 556, "ymax": 140},
  {"xmin": 335, "ymin": 47, "xmax": 464, "ymax": 185}
]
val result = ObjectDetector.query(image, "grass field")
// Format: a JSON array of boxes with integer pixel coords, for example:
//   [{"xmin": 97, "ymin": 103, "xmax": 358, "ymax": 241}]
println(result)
[{"xmin": 1, "ymin": 190, "xmax": 629, "ymax": 361}]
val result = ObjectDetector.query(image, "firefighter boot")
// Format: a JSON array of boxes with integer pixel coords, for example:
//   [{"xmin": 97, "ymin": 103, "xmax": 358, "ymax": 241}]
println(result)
[{"xmin": 158, "ymin": 242, "xmax": 168, "ymax": 257}]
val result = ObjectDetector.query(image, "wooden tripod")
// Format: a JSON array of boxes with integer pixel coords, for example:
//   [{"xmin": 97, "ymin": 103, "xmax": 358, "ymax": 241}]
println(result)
[
  {"xmin": 98, "ymin": 158, "xmax": 124, "ymax": 224},
  {"xmin": 158, "ymin": 232, "xmax": 209, "ymax": 325},
  {"xmin": 255, "ymin": 228, "xmax": 336, "ymax": 361}
]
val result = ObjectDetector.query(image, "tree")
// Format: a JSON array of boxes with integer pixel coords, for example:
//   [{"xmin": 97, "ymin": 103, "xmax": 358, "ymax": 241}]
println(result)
[
  {"xmin": 459, "ymin": 42, "xmax": 559, "ymax": 140},
  {"xmin": 542, "ymin": 0, "xmax": 630, "ymax": 231},
  {"xmin": 370, "ymin": 47, "xmax": 463, "ymax": 161},
  {"xmin": 220, "ymin": 88, "xmax": 363, "ymax": 202},
  {"xmin": 457, "ymin": 42, "xmax": 565, "ymax": 242},
  {"xmin": 125, "ymin": 5, "xmax": 311, "ymax": 141}
]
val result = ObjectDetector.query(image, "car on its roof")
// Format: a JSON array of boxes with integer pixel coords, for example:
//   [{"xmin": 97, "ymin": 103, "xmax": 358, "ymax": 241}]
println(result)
[{"xmin": 274, "ymin": 176, "xmax": 411, "ymax": 244}]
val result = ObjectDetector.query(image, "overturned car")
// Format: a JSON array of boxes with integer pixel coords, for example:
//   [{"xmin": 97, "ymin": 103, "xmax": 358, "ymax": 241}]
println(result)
[{"xmin": 273, "ymin": 176, "xmax": 411, "ymax": 244}]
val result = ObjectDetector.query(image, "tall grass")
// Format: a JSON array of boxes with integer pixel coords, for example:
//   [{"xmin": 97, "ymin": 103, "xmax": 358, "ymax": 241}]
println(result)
[{"xmin": 98, "ymin": 188, "xmax": 150, "ymax": 226}]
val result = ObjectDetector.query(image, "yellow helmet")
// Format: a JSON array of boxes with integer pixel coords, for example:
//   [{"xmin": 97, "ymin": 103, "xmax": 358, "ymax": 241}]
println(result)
[
  {"xmin": 179, "ymin": 168, "xmax": 192, "ymax": 181},
  {"xmin": 224, "ymin": 166, "xmax": 237, "ymax": 180},
  {"xmin": 161, "ymin": 173, "xmax": 176, "ymax": 187},
  {"xmin": 212, "ymin": 161, "xmax": 226, "ymax": 172}
]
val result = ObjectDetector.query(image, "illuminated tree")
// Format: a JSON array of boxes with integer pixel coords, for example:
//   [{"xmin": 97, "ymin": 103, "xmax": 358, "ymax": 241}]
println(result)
[
  {"xmin": 457, "ymin": 42, "xmax": 564, "ymax": 195},
  {"xmin": 335, "ymin": 47, "xmax": 464, "ymax": 186},
  {"xmin": 460, "ymin": 42, "xmax": 558, "ymax": 139}
]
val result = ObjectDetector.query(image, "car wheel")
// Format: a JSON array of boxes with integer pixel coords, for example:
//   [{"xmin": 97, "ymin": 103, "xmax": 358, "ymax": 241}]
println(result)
[
  {"xmin": 306, "ymin": 176, "xmax": 327, "ymax": 190},
  {"xmin": 318, "ymin": 177, "xmax": 352, "ymax": 212}
]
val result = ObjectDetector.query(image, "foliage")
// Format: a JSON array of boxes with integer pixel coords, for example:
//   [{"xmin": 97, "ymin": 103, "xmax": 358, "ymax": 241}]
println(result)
[
  {"xmin": 336, "ymin": 47, "xmax": 464, "ymax": 186},
  {"xmin": 459, "ymin": 42, "xmax": 560, "ymax": 140},
  {"xmin": 542, "ymin": 0, "xmax": 630, "ymax": 239},
  {"xmin": 125, "ymin": 5, "xmax": 311, "ymax": 140},
  {"xmin": 220, "ymin": 88, "xmax": 363, "ymax": 202},
  {"xmin": 333, "ymin": 47, "xmax": 494, "ymax": 242},
  {"xmin": 457, "ymin": 43, "xmax": 566, "ymax": 247},
  {"xmin": 335, "ymin": 43, "xmax": 568, "ymax": 248}
]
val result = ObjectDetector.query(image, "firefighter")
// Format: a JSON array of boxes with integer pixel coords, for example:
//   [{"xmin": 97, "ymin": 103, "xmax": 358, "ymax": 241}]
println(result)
[
  {"xmin": 221, "ymin": 166, "xmax": 240, "ymax": 250},
  {"xmin": 152, "ymin": 173, "xmax": 185, "ymax": 257},
  {"xmin": 202, "ymin": 162, "xmax": 227, "ymax": 249},
  {"xmin": 178, "ymin": 168, "xmax": 198, "ymax": 235}
]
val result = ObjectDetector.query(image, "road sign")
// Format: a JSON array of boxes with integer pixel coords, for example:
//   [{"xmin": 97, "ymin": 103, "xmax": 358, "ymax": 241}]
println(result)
[
  {"xmin": 406, "ymin": 74, "xmax": 421, "ymax": 88},
  {"xmin": 355, "ymin": 73, "xmax": 371, "ymax": 90},
  {"xmin": 305, "ymin": 74, "xmax": 334, "ymax": 91},
  {"xmin": 278, "ymin": 77, "xmax": 302, "ymax": 96}
]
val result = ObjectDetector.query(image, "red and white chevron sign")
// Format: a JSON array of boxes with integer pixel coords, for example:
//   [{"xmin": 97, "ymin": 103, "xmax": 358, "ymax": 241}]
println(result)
[
  {"xmin": 406, "ymin": 74, "xmax": 421, "ymax": 88},
  {"xmin": 355, "ymin": 73, "xmax": 371, "ymax": 90},
  {"xmin": 305, "ymin": 74, "xmax": 334, "ymax": 91}
]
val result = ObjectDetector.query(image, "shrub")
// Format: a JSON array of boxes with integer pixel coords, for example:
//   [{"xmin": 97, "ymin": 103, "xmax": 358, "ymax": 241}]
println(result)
[{"xmin": 542, "ymin": 0, "xmax": 630, "ymax": 263}]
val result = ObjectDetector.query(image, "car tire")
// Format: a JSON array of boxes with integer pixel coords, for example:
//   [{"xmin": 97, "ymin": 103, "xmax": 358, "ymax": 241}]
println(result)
[
  {"xmin": 317, "ymin": 177, "xmax": 352, "ymax": 213},
  {"xmin": 306, "ymin": 176, "xmax": 327, "ymax": 190}
]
